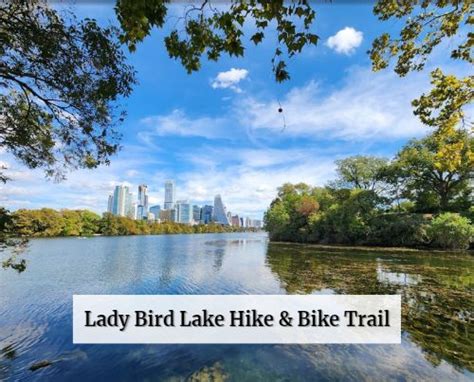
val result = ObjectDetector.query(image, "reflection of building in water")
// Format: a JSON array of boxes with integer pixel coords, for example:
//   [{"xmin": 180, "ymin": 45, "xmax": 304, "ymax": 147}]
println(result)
[{"xmin": 376, "ymin": 264, "xmax": 421, "ymax": 285}]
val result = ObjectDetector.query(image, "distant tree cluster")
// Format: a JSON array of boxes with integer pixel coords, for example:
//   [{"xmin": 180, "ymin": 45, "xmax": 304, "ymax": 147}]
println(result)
[
  {"xmin": 2, "ymin": 209, "xmax": 251, "ymax": 240},
  {"xmin": 265, "ymin": 127, "xmax": 474, "ymax": 250}
]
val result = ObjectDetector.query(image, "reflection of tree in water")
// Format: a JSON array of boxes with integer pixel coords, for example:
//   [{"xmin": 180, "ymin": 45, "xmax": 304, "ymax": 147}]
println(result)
[
  {"xmin": 265, "ymin": 243, "xmax": 474, "ymax": 372},
  {"xmin": 0, "ymin": 344, "xmax": 16, "ymax": 380}
]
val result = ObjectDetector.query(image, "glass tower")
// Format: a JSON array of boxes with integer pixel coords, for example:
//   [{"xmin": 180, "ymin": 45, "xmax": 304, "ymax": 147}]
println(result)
[
  {"xmin": 213, "ymin": 194, "xmax": 230, "ymax": 225},
  {"xmin": 164, "ymin": 180, "xmax": 175, "ymax": 210}
]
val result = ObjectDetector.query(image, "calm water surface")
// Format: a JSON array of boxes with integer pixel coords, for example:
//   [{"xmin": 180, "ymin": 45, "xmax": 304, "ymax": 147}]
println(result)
[{"xmin": 0, "ymin": 232, "xmax": 472, "ymax": 381}]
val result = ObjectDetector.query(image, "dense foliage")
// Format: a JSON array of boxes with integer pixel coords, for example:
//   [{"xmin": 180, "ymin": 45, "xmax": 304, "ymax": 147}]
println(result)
[
  {"xmin": 265, "ymin": 129, "xmax": 474, "ymax": 250},
  {"xmin": 427, "ymin": 213, "xmax": 474, "ymax": 250},
  {"xmin": 0, "ymin": 1, "xmax": 136, "ymax": 183},
  {"xmin": 116, "ymin": 0, "xmax": 318, "ymax": 82}
]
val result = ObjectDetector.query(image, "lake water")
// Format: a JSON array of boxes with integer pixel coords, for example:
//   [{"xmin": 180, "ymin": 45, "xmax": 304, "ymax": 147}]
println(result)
[{"xmin": 0, "ymin": 232, "xmax": 473, "ymax": 381}]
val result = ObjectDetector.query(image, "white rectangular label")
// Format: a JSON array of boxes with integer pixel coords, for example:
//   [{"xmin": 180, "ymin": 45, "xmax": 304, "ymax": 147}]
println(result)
[{"xmin": 73, "ymin": 295, "xmax": 401, "ymax": 344}]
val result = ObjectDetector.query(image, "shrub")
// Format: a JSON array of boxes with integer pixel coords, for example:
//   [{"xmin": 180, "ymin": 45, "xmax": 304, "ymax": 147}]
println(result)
[
  {"xmin": 367, "ymin": 213, "xmax": 428, "ymax": 247},
  {"xmin": 427, "ymin": 213, "xmax": 474, "ymax": 250}
]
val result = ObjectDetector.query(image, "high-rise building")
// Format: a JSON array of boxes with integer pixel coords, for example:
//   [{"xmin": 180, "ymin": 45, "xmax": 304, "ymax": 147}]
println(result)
[
  {"xmin": 137, "ymin": 184, "xmax": 149, "ymax": 219},
  {"xmin": 164, "ymin": 180, "xmax": 175, "ymax": 210},
  {"xmin": 192, "ymin": 205, "xmax": 201, "ymax": 223},
  {"xmin": 213, "ymin": 194, "xmax": 230, "ymax": 225},
  {"xmin": 107, "ymin": 195, "xmax": 114, "ymax": 213},
  {"xmin": 231, "ymin": 215, "xmax": 240, "ymax": 227},
  {"xmin": 200, "ymin": 205, "xmax": 213, "ymax": 224},
  {"xmin": 112, "ymin": 185, "xmax": 133, "ymax": 217},
  {"xmin": 240, "ymin": 217, "xmax": 244, "ymax": 227},
  {"xmin": 149, "ymin": 205, "xmax": 161, "ymax": 220},
  {"xmin": 176, "ymin": 200, "xmax": 192, "ymax": 224}
]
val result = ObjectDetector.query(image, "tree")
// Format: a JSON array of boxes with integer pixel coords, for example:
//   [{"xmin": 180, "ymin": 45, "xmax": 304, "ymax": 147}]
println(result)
[
  {"xmin": 427, "ymin": 212, "xmax": 474, "ymax": 250},
  {"xmin": 412, "ymin": 69, "xmax": 473, "ymax": 130},
  {"xmin": 115, "ymin": 0, "xmax": 318, "ymax": 82},
  {"xmin": 370, "ymin": 1, "xmax": 472, "ymax": 77},
  {"xmin": 0, "ymin": 1, "xmax": 136, "ymax": 183},
  {"xmin": 370, "ymin": 0, "xmax": 473, "ymax": 129},
  {"xmin": 332, "ymin": 156, "xmax": 389, "ymax": 191},
  {"xmin": 1, "ymin": 1, "xmax": 135, "ymax": 270},
  {"xmin": 390, "ymin": 126, "xmax": 473, "ymax": 212},
  {"xmin": 0, "ymin": 208, "xmax": 27, "ymax": 272}
]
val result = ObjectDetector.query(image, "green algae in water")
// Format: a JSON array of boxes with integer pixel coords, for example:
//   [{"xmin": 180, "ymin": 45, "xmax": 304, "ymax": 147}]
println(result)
[{"xmin": 266, "ymin": 243, "xmax": 474, "ymax": 372}]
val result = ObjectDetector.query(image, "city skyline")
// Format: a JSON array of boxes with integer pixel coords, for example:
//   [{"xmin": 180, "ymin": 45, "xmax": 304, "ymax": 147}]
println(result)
[{"xmin": 106, "ymin": 181, "xmax": 261, "ymax": 227}]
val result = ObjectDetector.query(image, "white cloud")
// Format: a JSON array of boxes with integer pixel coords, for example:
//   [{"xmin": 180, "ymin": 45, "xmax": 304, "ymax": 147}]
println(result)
[
  {"xmin": 237, "ymin": 67, "xmax": 430, "ymax": 141},
  {"xmin": 211, "ymin": 68, "xmax": 249, "ymax": 92},
  {"xmin": 176, "ymin": 148, "xmax": 337, "ymax": 217},
  {"xmin": 326, "ymin": 27, "xmax": 363, "ymax": 55},
  {"xmin": 139, "ymin": 109, "xmax": 228, "ymax": 140}
]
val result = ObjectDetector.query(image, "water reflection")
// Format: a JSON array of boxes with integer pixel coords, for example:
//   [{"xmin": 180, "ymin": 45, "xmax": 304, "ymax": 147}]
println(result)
[
  {"xmin": 266, "ymin": 242, "xmax": 474, "ymax": 373},
  {"xmin": 0, "ymin": 233, "xmax": 472, "ymax": 381}
]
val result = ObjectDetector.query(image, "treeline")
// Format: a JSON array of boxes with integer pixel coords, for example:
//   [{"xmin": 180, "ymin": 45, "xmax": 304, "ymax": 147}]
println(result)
[
  {"xmin": 4, "ymin": 209, "xmax": 253, "ymax": 238},
  {"xmin": 264, "ymin": 127, "xmax": 474, "ymax": 250}
]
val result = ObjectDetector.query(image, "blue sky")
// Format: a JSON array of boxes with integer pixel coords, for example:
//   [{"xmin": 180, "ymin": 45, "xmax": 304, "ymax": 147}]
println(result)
[{"xmin": 0, "ymin": 2, "xmax": 469, "ymax": 219}]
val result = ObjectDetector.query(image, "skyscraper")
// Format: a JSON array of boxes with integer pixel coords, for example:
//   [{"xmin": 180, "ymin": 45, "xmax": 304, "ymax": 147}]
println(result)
[
  {"xmin": 164, "ymin": 180, "xmax": 175, "ymax": 210},
  {"xmin": 107, "ymin": 194, "xmax": 114, "ymax": 213},
  {"xmin": 137, "ymin": 184, "xmax": 149, "ymax": 219},
  {"xmin": 192, "ymin": 205, "xmax": 201, "ymax": 223},
  {"xmin": 176, "ymin": 200, "xmax": 192, "ymax": 224},
  {"xmin": 231, "ymin": 215, "xmax": 240, "ymax": 227},
  {"xmin": 213, "ymin": 194, "xmax": 230, "ymax": 225},
  {"xmin": 200, "ymin": 205, "xmax": 213, "ymax": 224},
  {"xmin": 112, "ymin": 185, "xmax": 133, "ymax": 217},
  {"xmin": 149, "ymin": 205, "xmax": 161, "ymax": 220}
]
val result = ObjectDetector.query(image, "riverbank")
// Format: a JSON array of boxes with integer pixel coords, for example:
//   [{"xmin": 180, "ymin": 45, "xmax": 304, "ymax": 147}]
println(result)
[
  {"xmin": 270, "ymin": 240, "xmax": 474, "ymax": 255},
  {"xmin": 4, "ymin": 208, "xmax": 260, "ymax": 238}
]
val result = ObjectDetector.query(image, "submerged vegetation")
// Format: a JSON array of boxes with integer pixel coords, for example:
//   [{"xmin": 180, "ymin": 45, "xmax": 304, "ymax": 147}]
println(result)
[{"xmin": 266, "ymin": 243, "xmax": 474, "ymax": 372}]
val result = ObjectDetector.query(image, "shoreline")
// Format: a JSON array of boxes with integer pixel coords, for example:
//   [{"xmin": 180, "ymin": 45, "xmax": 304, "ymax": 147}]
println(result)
[
  {"xmin": 270, "ymin": 240, "xmax": 474, "ymax": 255},
  {"xmin": 17, "ymin": 230, "xmax": 265, "ymax": 240}
]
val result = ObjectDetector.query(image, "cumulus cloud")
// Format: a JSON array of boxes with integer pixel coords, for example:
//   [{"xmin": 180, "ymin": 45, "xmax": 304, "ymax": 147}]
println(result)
[
  {"xmin": 326, "ymin": 27, "xmax": 363, "ymax": 55},
  {"xmin": 211, "ymin": 68, "xmax": 249, "ymax": 92}
]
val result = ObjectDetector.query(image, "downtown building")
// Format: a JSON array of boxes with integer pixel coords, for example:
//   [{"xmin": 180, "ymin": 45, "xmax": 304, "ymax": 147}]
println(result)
[
  {"xmin": 176, "ymin": 200, "xmax": 192, "ymax": 224},
  {"xmin": 200, "ymin": 205, "xmax": 213, "ymax": 224},
  {"xmin": 136, "ymin": 184, "xmax": 149, "ymax": 220},
  {"xmin": 108, "ymin": 185, "xmax": 134, "ymax": 218},
  {"xmin": 149, "ymin": 205, "xmax": 161, "ymax": 221},
  {"xmin": 164, "ymin": 180, "xmax": 175, "ymax": 210},
  {"xmin": 213, "ymin": 194, "xmax": 230, "ymax": 225}
]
